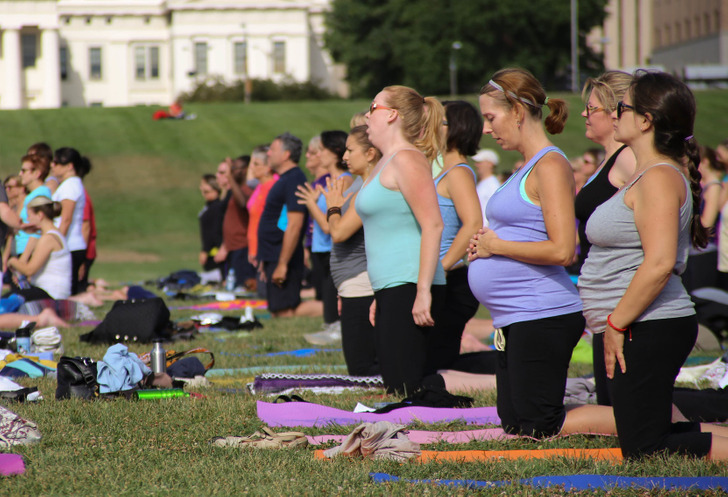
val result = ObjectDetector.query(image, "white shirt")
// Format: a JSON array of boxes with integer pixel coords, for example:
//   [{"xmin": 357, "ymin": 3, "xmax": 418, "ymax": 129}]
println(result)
[
  {"xmin": 52, "ymin": 176, "xmax": 87, "ymax": 252},
  {"xmin": 476, "ymin": 176, "xmax": 501, "ymax": 227}
]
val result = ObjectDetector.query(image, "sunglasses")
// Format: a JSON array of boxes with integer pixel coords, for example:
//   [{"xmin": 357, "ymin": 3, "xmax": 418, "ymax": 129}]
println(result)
[
  {"xmin": 617, "ymin": 101, "xmax": 635, "ymax": 119},
  {"xmin": 585, "ymin": 104, "xmax": 605, "ymax": 118},
  {"xmin": 369, "ymin": 102, "xmax": 396, "ymax": 114}
]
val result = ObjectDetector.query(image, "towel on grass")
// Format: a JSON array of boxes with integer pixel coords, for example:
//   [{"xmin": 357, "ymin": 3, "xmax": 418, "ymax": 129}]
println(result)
[{"xmin": 96, "ymin": 344, "xmax": 151, "ymax": 393}]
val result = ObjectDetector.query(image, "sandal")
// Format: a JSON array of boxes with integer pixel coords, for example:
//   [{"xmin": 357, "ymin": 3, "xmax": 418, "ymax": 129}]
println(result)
[{"xmin": 211, "ymin": 426, "xmax": 308, "ymax": 449}]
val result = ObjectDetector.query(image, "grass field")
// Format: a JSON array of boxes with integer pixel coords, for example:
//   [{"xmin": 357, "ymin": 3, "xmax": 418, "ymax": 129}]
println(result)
[
  {"xmin": 1, "ymin": 91, "xmax": 727, "ymax": 282},
  {"xmin": 1, "ymin": 298, "xmax": 726, "ymax": 497},
  {"xmin": 1, "ymin": 94, "xmax": 728, "ymax": 495}
]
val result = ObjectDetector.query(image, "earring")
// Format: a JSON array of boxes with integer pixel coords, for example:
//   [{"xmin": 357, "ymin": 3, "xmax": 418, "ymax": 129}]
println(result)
[{"xmin": 516, "ymin": 121, "xmax": 521, "ymax": 129}]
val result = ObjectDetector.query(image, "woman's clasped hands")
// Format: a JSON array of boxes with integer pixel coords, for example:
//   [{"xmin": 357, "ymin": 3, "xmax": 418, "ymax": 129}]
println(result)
[{"xmin": 467, "ymin": 227, "xmax": 499, "ymax": 261}]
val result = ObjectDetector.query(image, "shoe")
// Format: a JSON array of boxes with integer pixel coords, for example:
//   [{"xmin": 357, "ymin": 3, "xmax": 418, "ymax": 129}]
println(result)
[
  {"xmin": 304, "ymin": 321, "xmax": 342, "ymax": 345},
  {"xmin": 211, "ymin": 426, "xmax": 308, "ymax": 449}
]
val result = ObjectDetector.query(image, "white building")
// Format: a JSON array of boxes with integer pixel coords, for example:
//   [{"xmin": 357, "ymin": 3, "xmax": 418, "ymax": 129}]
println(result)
[{"xmin": 0, "ymin": 0, "xmax": 346, "ymax": 109}]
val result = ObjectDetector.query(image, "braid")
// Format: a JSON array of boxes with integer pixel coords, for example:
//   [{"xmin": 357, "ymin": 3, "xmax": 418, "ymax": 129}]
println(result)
[{"xmin": 685, "ymin": 137, "xmax": 709, "ymax": 248}]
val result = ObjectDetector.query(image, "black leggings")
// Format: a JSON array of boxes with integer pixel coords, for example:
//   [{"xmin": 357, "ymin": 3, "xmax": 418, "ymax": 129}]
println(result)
[
  {"xmin": 70, "ymin": 249, "xmax": 86, "ymax": 296},
  {"xmin": 340, "ymin": 295, "xmax": 378, "ymax": 376},
  {"xmin": 496, "ymin": 312, "xmax": 584, "ymax": 438},
  {"xmin": 426, "ymin": 266, "xmax": 480, "ymax": 371},
  {"xmin": 610, "ymin": 315, "xmax": 711, "ymax": 459},
  {"xmin": 374, "ymin": 284, "xmax": 445, "ymax": 395},
  {"xmin": 311, "ymin": 252, "xmax": 339, "ymax": 324}
]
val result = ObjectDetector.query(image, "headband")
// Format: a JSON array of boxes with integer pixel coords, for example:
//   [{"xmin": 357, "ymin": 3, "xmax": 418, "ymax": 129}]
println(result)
[{"xmin": 488, "ymin": 80, "xmax": 545, "ymax": 109}]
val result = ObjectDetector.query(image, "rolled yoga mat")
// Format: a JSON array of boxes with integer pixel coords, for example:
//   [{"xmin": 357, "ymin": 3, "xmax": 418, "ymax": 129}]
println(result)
[{"xmin": 257, "ymin": 400, "xmax": 501, "ymax": 428}]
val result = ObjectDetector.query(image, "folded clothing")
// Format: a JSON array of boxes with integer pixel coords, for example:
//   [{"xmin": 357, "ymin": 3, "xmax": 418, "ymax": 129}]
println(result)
[{"xmin": 96, "ymin": 344, "xmax": 151, "ymax": 393}]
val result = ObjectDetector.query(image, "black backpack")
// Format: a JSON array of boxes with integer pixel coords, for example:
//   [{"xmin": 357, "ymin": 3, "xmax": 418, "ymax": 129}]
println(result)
[{"xmin": 80, "ymin": 298, "xmax": 172, "ymax": 344}]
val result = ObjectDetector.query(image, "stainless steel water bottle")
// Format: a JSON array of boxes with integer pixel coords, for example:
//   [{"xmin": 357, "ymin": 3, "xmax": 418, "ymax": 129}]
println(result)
[{"xmin": 151, "ymin": 339, "xmax": 166, "ymax": 374}]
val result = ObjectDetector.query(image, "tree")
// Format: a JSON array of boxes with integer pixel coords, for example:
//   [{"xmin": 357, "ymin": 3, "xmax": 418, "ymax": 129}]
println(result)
[{"xmin": 324, "ymin": 0, "xmax": 608, "ymax": 98}]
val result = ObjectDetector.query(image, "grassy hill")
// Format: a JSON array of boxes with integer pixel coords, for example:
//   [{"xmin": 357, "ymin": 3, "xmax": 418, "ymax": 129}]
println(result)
[{"xmin": 0, "ymin": 91, "xmax": 726, "ymax": 282}]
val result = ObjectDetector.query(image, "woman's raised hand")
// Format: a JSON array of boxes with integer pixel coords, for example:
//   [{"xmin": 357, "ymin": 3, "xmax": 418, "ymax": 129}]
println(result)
[
  {"xmin": 295, "ymin": 183, "xmax": 320, "ymax": 208},
  {"xmin": 322, "ymin": 176, "xmax": 352, "ymax": 209}
]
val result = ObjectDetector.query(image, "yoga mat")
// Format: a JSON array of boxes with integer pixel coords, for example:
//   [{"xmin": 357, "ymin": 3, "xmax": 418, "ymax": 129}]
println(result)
[
  {"xmin": 317, "ymin": 448, "xmax": 621, "ymax": 463},
  {"xmin": 416, "ymin": 447, "xmax": 622, "ymax": 463},
  {"xmin": 0, "ymin": 454, "xmax": 25, "ymax": 476},
  {"xmin": 207, "ymin": 365, "xmax": 348, "ymax": 376},
  {"xmin": 307, "ymin": 428, "xmax": 515, "ymax": 446},
  {"xmin": 258, "ymin": 401, "xmax": 501, "ymax": 428},
  {"xmin": 172, "ymin": 299, "xmax": 267, "ymax": 311},
  {"xmin": 370, "ymin": 473, "xmax": 728, "ymax": 491}
]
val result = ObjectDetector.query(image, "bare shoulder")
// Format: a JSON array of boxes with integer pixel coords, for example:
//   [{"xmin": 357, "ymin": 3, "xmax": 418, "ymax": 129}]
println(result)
[
  {"xmin": 632, "ymin": 164, "xmax": 687, "ymax": 203},
  {"xmin": 390, "ymin": 149, "xmax": 429, "ymax": 172}
]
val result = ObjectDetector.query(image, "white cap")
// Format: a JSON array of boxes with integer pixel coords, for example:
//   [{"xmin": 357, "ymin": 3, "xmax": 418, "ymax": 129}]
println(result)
[{"xmin": 471, "ymin": 149, "xmax": 500, "ymax": 164}]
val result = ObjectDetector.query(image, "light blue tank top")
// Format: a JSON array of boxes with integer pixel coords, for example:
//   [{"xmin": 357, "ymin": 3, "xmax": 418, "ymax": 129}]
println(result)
[
  {"xmin": 467, "ymin": 146, "xmax": 582, "ymax": 328},
  {"xmin": 312, "ymin": 172, "xmax": 351, "ymax": 253},
  {"xmin": 355, "ymin": 152, "xmax": 446, "ymax": 291},
  {"xmin": 435, "ymin": 164, "xmax": 475, "ymax": 260}
]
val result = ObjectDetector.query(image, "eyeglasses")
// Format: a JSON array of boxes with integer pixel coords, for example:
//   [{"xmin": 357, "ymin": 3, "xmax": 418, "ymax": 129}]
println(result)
[
  {"xmin": 19, "ymin": 168, "xmax": 32, "ymax": 174},
  {"xmin": 585, "ymin": 104, "xmax": 605, "ymax": 118},
  {"xmin": 442, "ymin": 120, "xmax": 449, "ymax": 126},
  {"xmin": 369, "ymin": 102, "xmax": 396, "ymax": 114},
  {"xmin": 617, "ymin": 101, "xmax": 635, "ymax": 119}
]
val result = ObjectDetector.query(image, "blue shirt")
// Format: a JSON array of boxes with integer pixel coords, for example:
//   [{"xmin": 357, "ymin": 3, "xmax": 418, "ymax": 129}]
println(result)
[
  {"xmin": 257, "ymin": 167, "xmax": 308, "ymax": 263},
  {"xmin": 16, "ymin": 185, "xmax": 52, "ymax": 254}
]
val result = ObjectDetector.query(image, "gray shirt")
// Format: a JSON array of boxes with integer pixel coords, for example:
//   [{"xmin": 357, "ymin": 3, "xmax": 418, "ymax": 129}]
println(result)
[
  {"xmin": 330, "ymin": 176, "xmax": 369, "ymax": 289},
  {"xmin": 578, "ymin": 164, "xmax": 695, "ymax": 333}
]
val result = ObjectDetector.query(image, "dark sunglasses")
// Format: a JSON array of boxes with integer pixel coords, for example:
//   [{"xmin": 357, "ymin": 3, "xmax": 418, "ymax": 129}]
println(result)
[{"xmin": 617, "ymin": 101, "xmax": 635, "ymax": 119}]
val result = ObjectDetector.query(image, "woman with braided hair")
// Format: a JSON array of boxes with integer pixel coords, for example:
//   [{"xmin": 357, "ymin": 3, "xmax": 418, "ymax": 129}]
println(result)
[{"xmin": 579, "ymin": 70, "xmax": 728, "ymax": 460}]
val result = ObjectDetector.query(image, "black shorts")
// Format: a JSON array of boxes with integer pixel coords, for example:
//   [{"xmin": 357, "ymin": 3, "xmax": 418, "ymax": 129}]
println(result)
[{"xmin": 263, "ymin": 260, "xmax": 303, "ymax": 313}]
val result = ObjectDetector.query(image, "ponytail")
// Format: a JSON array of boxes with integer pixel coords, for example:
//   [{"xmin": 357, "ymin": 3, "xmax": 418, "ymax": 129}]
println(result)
[
  {"xmin": 685, "ymin": 137, "xmax": 709, "ymax": 248},
  {"xmin": 416, "ymin": 97, "xmax": 445, "ymax": 163},
  {"xmin": 544, "ymin": 98, "xmax": 569, "ymax": 135}
]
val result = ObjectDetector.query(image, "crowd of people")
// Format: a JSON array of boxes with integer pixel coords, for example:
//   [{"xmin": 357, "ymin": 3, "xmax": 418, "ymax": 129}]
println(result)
[
  {"xmin": 193, "ymin": 67, "xmax": 728, "ymax": 461},
  {"xmin": 6, "ymin": 65, "xmax": 728, "ymax": 462}
]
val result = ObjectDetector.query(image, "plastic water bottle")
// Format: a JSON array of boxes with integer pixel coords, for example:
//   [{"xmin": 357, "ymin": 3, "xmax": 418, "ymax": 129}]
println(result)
[
  {"xmin": 226, "ymin": 268, "xmax": 236, "ymax": 292},
  {"xmin": 150, "ymin": 339, "xmax": 166, "ymax": 374},
  {"xmin": 244, "ymin": 304, "xmax": 254, "ymax": 322},
  {"xmin": 15, "ymin": 325, "xmax": 31, "ymax": 354}
]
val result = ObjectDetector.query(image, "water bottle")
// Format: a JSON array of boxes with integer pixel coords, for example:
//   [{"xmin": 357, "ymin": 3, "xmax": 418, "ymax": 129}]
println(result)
[
  {"xmin": 15, "ymin": 323, "xmax": 32, "ymax": 354},
  {"xmin": 150, "ymin": 339, "xmax": 166, "ymax": 374},
  {"xmin": 244, "ymin": 304, "xmax": 254, "ymax": 322},
  {"xmin": 135, "ymin": 389, "xmax": 189, "ymax": 400},
  {"xmin": 226, "ymin": 267, "xmax": 236, "ymax": 292}
]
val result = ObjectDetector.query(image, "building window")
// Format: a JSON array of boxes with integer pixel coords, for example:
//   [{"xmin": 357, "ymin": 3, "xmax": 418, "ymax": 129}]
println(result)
[
  {"xmin": 685, "ymin": 20, "xmax": 691, "ymax": 39},
  {"xmin": 234, "ymin": 41, "xmax": 247, "ymax": 75},
  {"xmin": 655, "ymin": 29, "xmax": 661, "ymax": 47},
  {"xmin": 21, "ymin": 33, "xmax": 37, "ymax": 68},
  {"xmin": 273, "ymin": 41, "xmax": 285, "ymax": 74},
  {"xmin": 134, "ymin": 45, "xmax": 160, "ymax": 80},
  {"xmin": 695, "ymin": 16, "xmax": 701, "ymax": 37},
  {"xmin": 194, "ymin": 42, "xmax": 207, "ymax": 75},
  {"xmin": 89, "ymin": 47, "xmax": 102, "ymax": 80},
  {"xmin": 705, "ymin": 13, "xmax": 711, "ymax": 34},
  {"xmin": 675, "ymin": 22, "xmax": 681, "ymax": 42},
  {"xmin": 60, "ymin": 46, "xmax": 68, "ymax": 80},
  {"xmin": 149, "ymin": 46, "xmax": 159, "ymax": 78},
  {"xmin": 135, "ymin": 47, "xmax": 145, "ymax": 79}
]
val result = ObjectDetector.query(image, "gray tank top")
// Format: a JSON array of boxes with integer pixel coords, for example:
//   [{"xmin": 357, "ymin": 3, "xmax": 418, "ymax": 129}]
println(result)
[
  {"xmin": 578, "ymin": 163, "xmax": 695, "ymax": 333},
  {"xmin": 330, "ymin": 176, "xmax": 368, "ymax": 288}
]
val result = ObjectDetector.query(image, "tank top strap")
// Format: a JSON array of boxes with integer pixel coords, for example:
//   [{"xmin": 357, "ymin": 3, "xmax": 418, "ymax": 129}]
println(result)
[
  {"xmin": 363, "ymin": 148, "xmax": 422, "ymax": 188},
  {"xmin": 46, "ymin": 229, "xmax": 67, "ymax": 250},
  {"xmin": 627, "ymin": 162, "xmax": 686, "ymax": 189},
  {"xmin": 434, "ymin": 163, "xmax": 474, "ymax": 187}
]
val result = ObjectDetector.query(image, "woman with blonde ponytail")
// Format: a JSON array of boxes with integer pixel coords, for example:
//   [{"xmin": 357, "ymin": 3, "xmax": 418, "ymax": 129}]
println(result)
[
  {"xmin": 355, "ymin": 85, "xmax": 445, "ymax": 394},
  {"xmin": 579, "ymin": 71, "xmax": 728, "ymax": 460}
]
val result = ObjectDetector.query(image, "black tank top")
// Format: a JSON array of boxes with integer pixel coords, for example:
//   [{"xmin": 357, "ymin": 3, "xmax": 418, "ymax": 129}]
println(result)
[{"xmin": 574, "ymin": 145, "xmax": 628, "ymax": 268}]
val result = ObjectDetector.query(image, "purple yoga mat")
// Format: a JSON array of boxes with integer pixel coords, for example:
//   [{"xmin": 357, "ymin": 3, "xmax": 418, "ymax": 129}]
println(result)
[
  {"xmin": 307, "ymin": 427, "xmax": 515, "ymax": 445},
  {"xmin": 0, "ymin": 454, "xmax": 25, "ymax": 476},
  {"xmin": 257, "ymin": 401, "xmax": 501, "ymax": 428}
]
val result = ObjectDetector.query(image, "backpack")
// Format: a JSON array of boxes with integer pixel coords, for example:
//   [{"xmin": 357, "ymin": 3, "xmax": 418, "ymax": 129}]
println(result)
[{"xmin": 80, "ymin": 298, "xmax": 172, "ymax": 344}]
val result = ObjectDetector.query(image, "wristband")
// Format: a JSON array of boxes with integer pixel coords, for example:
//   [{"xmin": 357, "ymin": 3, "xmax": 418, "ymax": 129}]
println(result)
[
  {"xmin": 607, "ymin": 313, "xmax": 632, "ymax": 341},
  {"xmin": 326, "ymin": 206, "xmax": 342, "ymax": 221}
]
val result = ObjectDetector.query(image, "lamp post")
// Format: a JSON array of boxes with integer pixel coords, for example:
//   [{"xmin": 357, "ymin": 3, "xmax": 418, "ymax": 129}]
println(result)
[
  {"xmin": 570, "ymin": 0, "xmax": 579, "ymax": 92},
  {"xmin": 449, "ymin": 41, "xmax": 462, "ymax": 97}
]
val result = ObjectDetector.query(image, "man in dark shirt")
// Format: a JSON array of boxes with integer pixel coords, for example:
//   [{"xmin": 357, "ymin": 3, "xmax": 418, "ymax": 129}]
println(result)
[{"xmin": 257, "ymin": 132, "xmax": 308, "ymax": 316}]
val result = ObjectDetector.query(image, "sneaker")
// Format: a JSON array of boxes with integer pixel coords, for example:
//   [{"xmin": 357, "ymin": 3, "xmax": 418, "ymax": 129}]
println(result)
[{"xmin": 304, "ymin": 321, "xmax": 342, "ymax": 345}]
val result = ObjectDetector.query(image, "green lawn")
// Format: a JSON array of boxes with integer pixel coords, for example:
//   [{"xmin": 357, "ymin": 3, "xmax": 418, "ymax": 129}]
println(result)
[
  {"xmin": 1, "ymin": 92, "xmax": 726, "ymax": 282},
  {"xmin": 1, "ymin": 95, "xmax": 728, "ymax": 495}
]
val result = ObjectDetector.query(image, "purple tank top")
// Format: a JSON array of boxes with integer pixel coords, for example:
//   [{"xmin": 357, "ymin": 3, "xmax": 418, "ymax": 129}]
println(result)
[{"xmin": 467, "ymin": 146, "xmax": 582, "ymax": 328}]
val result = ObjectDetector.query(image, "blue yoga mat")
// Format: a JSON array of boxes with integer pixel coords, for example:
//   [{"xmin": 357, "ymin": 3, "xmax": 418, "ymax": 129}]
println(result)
[{"xmin": 371, "ymin": 473, "xmax": 728, "ymax": 491}]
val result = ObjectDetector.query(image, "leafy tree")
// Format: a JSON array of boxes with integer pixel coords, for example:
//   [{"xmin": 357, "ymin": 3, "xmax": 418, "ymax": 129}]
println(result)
[{"xmin": 324, "ymin": 0, "xmax": 608, "ymax": 97}]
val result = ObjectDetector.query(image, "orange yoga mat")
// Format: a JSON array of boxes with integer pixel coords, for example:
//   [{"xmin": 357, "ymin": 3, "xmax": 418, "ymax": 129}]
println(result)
[{"xmin": 315, "ymin": 447, "xmax": 623, "ymax": 463}]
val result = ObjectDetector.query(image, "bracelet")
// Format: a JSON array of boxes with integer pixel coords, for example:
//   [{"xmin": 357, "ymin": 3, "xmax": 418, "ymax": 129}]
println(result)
[
  {"xmin": 606, "ymin": 314, "xmax": 628, "ymax": 332},
  {"xmin": 326, "ymin": 206, "xmax": 342, "ymax": 221}
]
